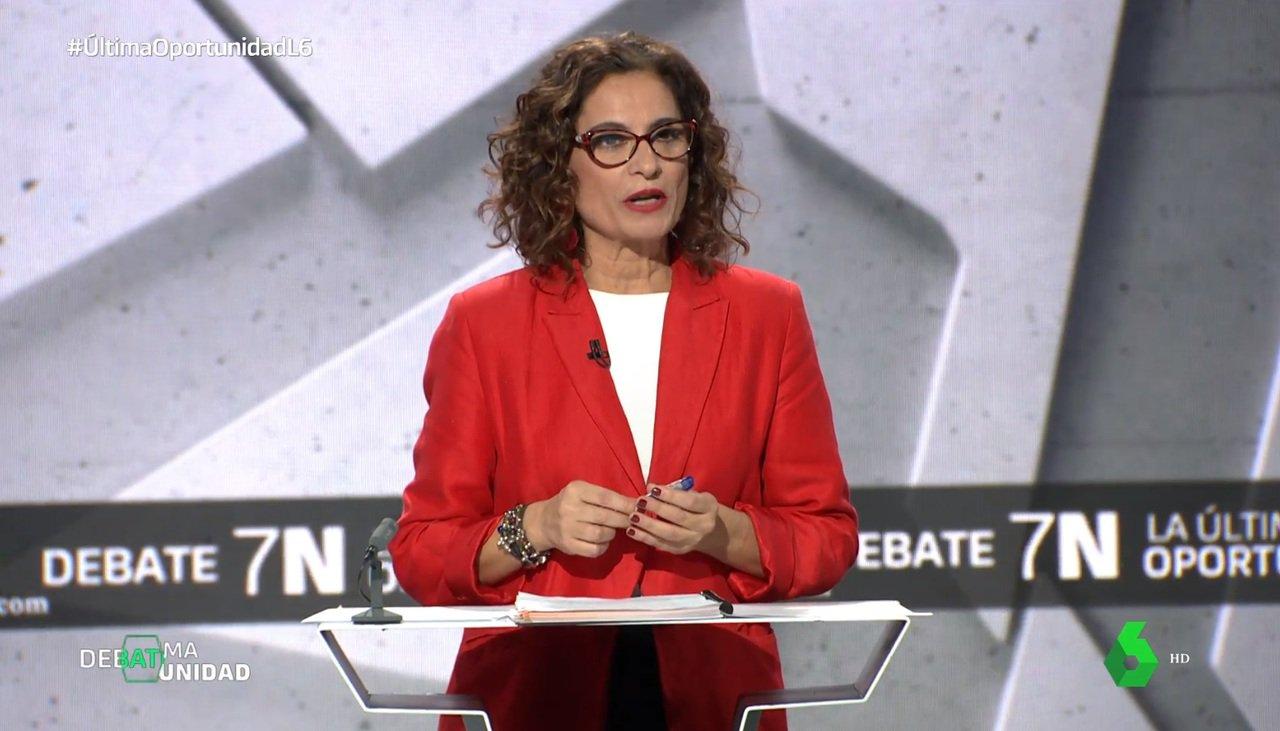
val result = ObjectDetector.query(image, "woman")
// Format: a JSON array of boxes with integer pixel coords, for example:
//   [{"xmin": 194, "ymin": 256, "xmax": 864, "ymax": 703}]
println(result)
[{"xmin": 389, "ymin": 31, "xmax": 859, "ymax": 731}]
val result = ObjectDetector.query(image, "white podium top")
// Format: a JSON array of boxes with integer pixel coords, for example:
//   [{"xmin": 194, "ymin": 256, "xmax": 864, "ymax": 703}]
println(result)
[{"xmin": 302, "ymin": 600, "xmax": 930, "ymax": 631}]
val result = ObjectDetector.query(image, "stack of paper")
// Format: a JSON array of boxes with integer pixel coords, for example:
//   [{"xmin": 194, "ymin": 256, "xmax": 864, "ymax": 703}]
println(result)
[{"xmin": 512, "ymin": 591, "xmax": 729, "ymax": 624}]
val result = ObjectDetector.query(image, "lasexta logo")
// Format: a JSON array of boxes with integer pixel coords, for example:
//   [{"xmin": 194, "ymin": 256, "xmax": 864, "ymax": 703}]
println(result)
[{"xmin": 1104, "ymin": 620, "xmax": 1158, "ymax": 687}]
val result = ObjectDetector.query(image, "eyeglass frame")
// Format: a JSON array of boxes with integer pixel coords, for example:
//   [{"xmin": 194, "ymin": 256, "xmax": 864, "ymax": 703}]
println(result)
[{"xmin": 571, "ymin": 118, "xmax": 699, "ymax": 169}]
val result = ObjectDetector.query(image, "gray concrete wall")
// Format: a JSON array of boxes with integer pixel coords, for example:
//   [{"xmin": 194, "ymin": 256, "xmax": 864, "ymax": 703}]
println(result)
[{"xmin": 1032, "ymin": 1, "xmax": 1280, "ymax": 728}]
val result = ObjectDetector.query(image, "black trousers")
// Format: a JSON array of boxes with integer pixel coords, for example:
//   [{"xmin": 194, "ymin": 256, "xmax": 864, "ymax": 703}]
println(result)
[{"xmin": 603, "ymin": 624, "xmax": 668, "ymax": 730}]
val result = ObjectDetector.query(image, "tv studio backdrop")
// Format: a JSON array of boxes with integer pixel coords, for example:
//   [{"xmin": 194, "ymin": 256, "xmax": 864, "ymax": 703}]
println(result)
[{"xmin": 2, "ymin": 1, "xmax": 1278, "ymax": 729}]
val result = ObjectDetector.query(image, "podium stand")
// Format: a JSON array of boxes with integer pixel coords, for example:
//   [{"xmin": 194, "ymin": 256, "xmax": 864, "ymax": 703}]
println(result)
[{"xmin": 303, "ymin": 600, "xmax": 930, "ymax": 731}]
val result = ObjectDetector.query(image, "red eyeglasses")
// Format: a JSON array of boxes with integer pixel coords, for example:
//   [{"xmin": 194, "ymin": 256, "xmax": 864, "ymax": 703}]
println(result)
[{"xmin": 572, "ymin": 119, "xmax": 698, "ymax": 168}]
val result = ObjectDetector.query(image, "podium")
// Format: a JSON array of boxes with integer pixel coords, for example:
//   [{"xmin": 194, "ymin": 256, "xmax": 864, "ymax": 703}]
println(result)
[{"xmin": 303, "ymin": 600, "xmax": 930, "ymax": 731}]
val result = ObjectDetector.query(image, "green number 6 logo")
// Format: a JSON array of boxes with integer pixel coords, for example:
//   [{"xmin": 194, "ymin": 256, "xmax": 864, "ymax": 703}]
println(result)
[{"xmin": 1104, "ymin": 621, "xmax": 1159, "ymax": 687}]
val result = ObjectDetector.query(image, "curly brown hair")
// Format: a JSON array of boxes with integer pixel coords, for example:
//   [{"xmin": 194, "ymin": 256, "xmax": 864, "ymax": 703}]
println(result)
[{"xmin": 475, "ymin": 31, "xmax": 758, "ymax": 293}]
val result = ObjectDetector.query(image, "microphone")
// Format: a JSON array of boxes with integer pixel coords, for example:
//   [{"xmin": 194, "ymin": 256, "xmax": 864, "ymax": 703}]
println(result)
[
  {"xmin": 587, "ymin": 338, "xmax": 611, "ymax": 368},
  {"xmin": 367, "ymin": 517, "xmax": 397, "ymax": 555},
  {"xmin": 353, "ymin": 518, "xmax": 402, "ymax": 624}
]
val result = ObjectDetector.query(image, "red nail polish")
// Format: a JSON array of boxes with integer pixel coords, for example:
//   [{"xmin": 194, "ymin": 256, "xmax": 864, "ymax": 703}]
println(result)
[
  {"xmin": 650, "ymin": 487, "xmax": 662, "ymax": 497},
  {"xmin": 637, "ymin": 499, "xmax": 648, "ymax": 511},
  {"xmin": 630, "ymin": 514, "xmax": 640, "ymax": 524},
  {"xmin": 627, "ymin": 528, "xmax": 636, "ymax": 536}
]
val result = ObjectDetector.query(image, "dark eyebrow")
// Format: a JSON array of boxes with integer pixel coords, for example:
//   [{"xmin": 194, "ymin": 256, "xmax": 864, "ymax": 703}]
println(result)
[{"xmin": 584, "ymin": 116, "xmax": 683, "ymax": 134}]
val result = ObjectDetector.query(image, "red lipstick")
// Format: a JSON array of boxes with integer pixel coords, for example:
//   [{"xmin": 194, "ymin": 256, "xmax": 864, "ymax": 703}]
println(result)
[{"xmin": 624, "ymin": 188, "xmax": 667, "ymax": 213}]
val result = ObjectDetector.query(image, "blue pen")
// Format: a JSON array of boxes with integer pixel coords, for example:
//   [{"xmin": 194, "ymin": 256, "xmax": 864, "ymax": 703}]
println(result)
[
  {"xmin": 645, "ymin": 478, "xmax": 696, "ymax": 494},
  {"xmin": 647, "ymin": 476, "xmax": 693, "ymax": 497}
]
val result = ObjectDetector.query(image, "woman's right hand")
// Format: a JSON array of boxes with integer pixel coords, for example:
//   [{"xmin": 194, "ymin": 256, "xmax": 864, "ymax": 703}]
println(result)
[{"xmin": 524, "ymin": 480, "xmax": 635, "ymax": 557}]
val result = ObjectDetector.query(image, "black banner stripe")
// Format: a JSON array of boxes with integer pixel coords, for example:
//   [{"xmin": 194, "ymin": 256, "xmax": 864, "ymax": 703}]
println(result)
[{"xmin": 2, "ymin": 482, "xmax": 1279, "ymax": 628}]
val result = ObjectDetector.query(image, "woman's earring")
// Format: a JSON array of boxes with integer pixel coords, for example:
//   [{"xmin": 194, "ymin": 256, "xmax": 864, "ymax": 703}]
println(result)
[{"xmin": 563, "ymin": 227, "xmax": 580, "ymax": 253}]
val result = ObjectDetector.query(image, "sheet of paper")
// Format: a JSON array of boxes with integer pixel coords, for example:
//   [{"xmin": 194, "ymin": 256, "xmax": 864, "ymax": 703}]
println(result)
[
  {"xmin": 302, "ymin": 605, "xmax": 514, "ymax": 624},
  {"xmin": 731, "ymin": 600, "xmax": 916, "ymax": 621},
  {"xmin": 514, "ymin": 591, "xmax": 718, "ymax": 612}
]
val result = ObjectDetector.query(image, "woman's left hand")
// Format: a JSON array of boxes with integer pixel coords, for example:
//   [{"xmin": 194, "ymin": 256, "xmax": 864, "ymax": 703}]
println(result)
[{"xmin": 627, "ymin": 482, "xmax": 722, "ymax": 555}]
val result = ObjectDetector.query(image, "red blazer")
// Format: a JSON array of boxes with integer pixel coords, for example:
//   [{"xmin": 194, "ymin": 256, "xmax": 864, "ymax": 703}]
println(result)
[{"xmin": 389, "ymin": 238, "xmax": 859, "ymax": 731}]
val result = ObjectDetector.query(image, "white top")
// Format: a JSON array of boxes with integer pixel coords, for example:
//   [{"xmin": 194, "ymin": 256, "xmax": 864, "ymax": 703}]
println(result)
[{"xmin": 587, "ymin": 288, "xmax": 669, "ymax": 483}]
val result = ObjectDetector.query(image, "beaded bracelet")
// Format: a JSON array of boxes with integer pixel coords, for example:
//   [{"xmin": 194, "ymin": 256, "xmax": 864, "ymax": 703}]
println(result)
[{"xmin": 497, "ymin": 503, "xmax": 550, "ymax": 568}]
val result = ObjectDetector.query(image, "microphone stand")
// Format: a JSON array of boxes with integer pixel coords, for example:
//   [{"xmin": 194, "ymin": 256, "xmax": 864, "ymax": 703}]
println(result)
[{"xmin": 354, "ymin": 521, "xmax": 402, "ymax": 625}]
